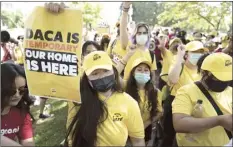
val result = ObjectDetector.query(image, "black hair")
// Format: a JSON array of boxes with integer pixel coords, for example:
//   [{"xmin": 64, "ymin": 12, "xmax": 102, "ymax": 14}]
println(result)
[
  {"xmin": 1, "ymin": 63, "xmax": 34, "ymax": 119},
  {"xmin": 125, "ymin": 64, "xmax": 159, "ymax": 121},
  {"xmin": 100, "ymin": 37, "xmax": 110, "ymax": 51},
  {"xmin": 82, "ymin": 41, "xmax": 101, "ymax": 56},
  {"xmin": 94, "ymin": 33, "xmax": 100, "ymax": 42},
  {"xmin": 1, "ymin": 30, "xmax": 10, "ymax": 43},
  {"xmin": 9, "ymin": 38, "xmax": 19, "ymax": 45},
  {"xmin": 66, "ymin": 66, "xmax": 123, "ymax": 147},
  {"xmin": 197, "ymin": 53, "xmax": 210, "ymax": 73}
]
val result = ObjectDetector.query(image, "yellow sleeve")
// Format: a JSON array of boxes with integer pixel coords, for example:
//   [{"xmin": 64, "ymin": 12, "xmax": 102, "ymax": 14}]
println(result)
[
  {"xmin": 151, "ymin": 54, "xmax": 157, "ymax": 71},
  {"xmin": 125, "ymin": 94, "xmax": 145, "ymax": 138},
  {"xmin": 157, "ymin": 90, "xmax": 163, "ymax": 113},
  {"xmin": 172, "ymin": 86, "xmax": 193, "ymax": 115}
]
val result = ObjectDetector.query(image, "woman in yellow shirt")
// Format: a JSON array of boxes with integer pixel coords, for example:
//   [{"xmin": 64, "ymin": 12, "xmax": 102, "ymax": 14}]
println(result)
[
  {"xmin": 120, "ymin": 2, "xmax": 157, "ymax": 82},
  {"xmin": 125, "ymin": 58, "xmax": 162, "ymax": 144},
  {"xmin": 66, "ymin": 51, "xmax": 145, "ymax": 147},
  {"xmin": 66, "ymin": 41, "xmax": 102, "ymax": 130}
]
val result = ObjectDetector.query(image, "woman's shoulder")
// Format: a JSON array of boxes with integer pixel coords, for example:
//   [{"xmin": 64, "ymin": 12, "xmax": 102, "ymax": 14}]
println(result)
[{"xmin": 114, "ymin": 92, "xmax": 138, "ymax": 104}]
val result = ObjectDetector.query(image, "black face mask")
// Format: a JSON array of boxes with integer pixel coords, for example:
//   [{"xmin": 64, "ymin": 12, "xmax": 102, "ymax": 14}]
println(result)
[
  {"xmin": 90, "ymin": 74, "xmax": 115, "ymax": 92},
  {"xmin": 204, "ymin": 76, "xmax": 230, "ymax": 92}
]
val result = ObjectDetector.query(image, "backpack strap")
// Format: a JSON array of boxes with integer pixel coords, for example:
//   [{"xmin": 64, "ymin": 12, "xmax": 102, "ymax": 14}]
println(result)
[{"xmin": 195, "ymin": 81, "xmax": 232, "ymax": 139}]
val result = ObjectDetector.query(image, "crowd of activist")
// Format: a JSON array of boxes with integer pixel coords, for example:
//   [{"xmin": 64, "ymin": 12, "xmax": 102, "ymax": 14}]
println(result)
[{"xmin": 1, "ymin": 2, "xmax": 232, "ymax": 147}]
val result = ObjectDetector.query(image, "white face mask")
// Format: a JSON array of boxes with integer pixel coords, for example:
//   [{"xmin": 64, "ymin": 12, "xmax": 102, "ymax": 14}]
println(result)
[
  {"xmin": 136, "ymin": 35, "xmax": 148, "ymax": 45},
  {"xmin": 188, "ymin": 53, "xmax": 203, "ymax": 65}
]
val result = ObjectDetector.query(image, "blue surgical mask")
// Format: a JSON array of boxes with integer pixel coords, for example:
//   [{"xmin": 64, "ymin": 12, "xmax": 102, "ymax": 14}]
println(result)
[
  {"xmin": 134, "ymin": 73, "xmax": 150, "ymax": 84},
  {"xmin": 189, "ymin": 53, "xmax": 203, "ymax": 65}
]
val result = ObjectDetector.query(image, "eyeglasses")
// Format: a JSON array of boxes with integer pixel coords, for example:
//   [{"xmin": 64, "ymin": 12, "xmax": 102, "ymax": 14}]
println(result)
[{"xmin": 10, "ymin": 87, "xmax": 27, "ymax": 96}]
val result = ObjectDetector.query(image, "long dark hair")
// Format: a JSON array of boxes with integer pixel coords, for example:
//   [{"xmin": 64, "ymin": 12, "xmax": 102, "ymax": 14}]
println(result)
[
  {"xmin": 125, "ymin": 64, "xmax": 158, "ymax": 121},
  {"xmin": 100, "ymin": 36, "xmax": 110, "ymax": 51},
  {"xmin": 66, "ymin": 66, "xmax": 123, "ymax": 147},
  {"xmin": 1, "ymin": 63, "xmax": 34, "ymax": 118},
  {"xmin": 82, "ymin": 41, "xmax": 101, "ymax": 56}
]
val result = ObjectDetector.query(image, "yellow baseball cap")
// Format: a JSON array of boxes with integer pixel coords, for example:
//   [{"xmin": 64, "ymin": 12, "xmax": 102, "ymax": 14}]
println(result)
[
  {"xmin": 83, "ymin": 51, "xmax": 113, "ymax": 76},
  {"xmin": 185, "ymin": 41, "xmax": 209, "ymax": 52},
  {"xmin": 169, "ymin": 38, "xmax": 182, "ymax": 46},
  {"xmin": 124, "ymin": 57, "xmax": 152, "ymax": 81},
  {"xmin": 201, "ymin": 53, "xmax": 232, "ymax": 81},
  {"xmin": 131, "ymin": 58, "xmax": 152, "ymax": 70}
]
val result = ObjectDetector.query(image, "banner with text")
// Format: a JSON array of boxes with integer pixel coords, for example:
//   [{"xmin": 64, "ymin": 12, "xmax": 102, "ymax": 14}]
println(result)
[{"xmin": 24, "ymin": 6, "xmax": 82, "ymax": 102}]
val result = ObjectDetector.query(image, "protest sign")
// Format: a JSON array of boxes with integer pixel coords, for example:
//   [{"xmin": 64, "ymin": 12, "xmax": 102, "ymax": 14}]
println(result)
[
  {"xmin": 24, "ymin": 6, "xmax": 82, "ymax": 102},
  {"xmin": 96, "ymin": 27, "xmax": 110, "ymax": 34}
]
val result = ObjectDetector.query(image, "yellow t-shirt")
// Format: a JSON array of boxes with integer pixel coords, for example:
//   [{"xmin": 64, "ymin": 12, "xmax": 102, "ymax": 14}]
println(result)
[
  {"xmin": 172, "ymin": 83, "xmax": 232, "ymax": 146},
  {"xmin": 107, "ymin": 38, "xmax": 127, "ymax": 66},
  {"xmin": 14, "ymin": 46, "xmax": 24, "ymax": 64},
  {"xmin": 124, "ymin": 49, "xmax": 157, "ymax": 81},
  {"xmin": 169, "ymin": 64, "xmax": 201, "ymax": 96},
  {"xmin": 138, "ymin": 89, "xmax": 163, "ymax": 123},
  {"xmin": 160, "ymin": 49, "xmax": 176, "ymax": 83},
  {"xmin": 96, "ymin": 92, "xmax": 144, "ymax": 146}
]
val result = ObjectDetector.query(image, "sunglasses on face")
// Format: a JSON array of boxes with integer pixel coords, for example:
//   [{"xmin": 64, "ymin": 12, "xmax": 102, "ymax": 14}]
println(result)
[{"xmin": 10, "ymin": 87, "xmax": 27, "ymax": 96}]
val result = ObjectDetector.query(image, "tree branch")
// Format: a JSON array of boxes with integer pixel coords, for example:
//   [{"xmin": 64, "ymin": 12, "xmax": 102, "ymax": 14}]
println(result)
[
  {"xmin": 216, "ymin": 14, "xmax": 224, "ymax": 31},
  {"xmin": 195, "ymin": 12, "xmax": 215, "ymax": 29}
]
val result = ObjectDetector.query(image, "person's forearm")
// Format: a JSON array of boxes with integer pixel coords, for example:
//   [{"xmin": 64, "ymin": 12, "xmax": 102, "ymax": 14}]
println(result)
[
  {"xmin": 120, "ymin": 11, "xmax": 129, "ymax": 49},
  {"xmin": 115, "ymin": 54, "xmax": 130, "ymax": 74},
  {"xmin": 173, "ymin": 115, "xmax": 221, "ymax": 133},
  {"xmin": 168, "ymin": 58, "xmax": 183, "ymax": 84},
  {"xmin": 130, "ymin": 137, "xmax": 146, "ymax": 146}
]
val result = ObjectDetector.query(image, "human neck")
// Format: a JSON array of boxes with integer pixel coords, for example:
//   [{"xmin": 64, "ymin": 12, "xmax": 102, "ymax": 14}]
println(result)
[
  {"xmin": 1, "ymin": 106, "xmax": 11, "ymax": 115},
  {"xmin": 137, "ymin": 83, "xmax": 145, "ymax": 90},
  {"xmin": 185, "ymin": 61, "xmax": 197, "ymax": 70},
  {"xmin": 137, "ymin": 44, "xmax": 146, "ymax": 50},
  {"xmin": 100, "ymin": 89, "xmax": 113, "ymax": 98}
]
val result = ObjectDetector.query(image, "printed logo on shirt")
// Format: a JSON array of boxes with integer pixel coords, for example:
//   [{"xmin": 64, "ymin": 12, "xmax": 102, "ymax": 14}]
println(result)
[
  {"xmin": 225, "ymin": 60, "xmax": 232, "ymax": 66},
  {"xmin": 93, "ymin": 54, "xmax": 101, "ymax": 61},
  {"xmin": 1, "ymin": 126, "xmax": 19, "ymax": 135},
  {"xmin": 113, "ymin": 113, "xmax": 123, "ymax": 121}
]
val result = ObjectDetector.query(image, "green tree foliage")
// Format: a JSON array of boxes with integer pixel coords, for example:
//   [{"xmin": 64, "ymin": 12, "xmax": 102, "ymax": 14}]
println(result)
[
  {"xmin": 157, "ymin": 2, "xmax": 232, "ymax": 32},
  {"xmin": 1, "ymin": 10, "xmax": 24, "ymax": 28},
  {"xmin": 132, "ymin": 2, "xmax": 165, "ymax": 25},
  {"xmin": 71, "ymin": 2, "xmax": 102, "ymax": 30}
]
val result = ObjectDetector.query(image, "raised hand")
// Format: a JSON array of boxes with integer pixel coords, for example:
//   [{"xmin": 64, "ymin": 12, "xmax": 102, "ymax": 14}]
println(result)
[{"xmin": 45, "ymin": 2, "xmax": 66, "ymax": 13}]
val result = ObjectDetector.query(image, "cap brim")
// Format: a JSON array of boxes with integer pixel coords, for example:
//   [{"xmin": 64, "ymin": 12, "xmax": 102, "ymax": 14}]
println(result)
[
  {"xmin": 212, "ymin": 71, "xmax": 232, "ymax": 81},
  {"xmin": 132, "ymin": 60, "xmax": 152, "ymax": 69},
  {"xmin": 85, "ymin": 65, "xmax": 112, "ymax": 76},
  {"xmin": 189, "ymin": 47, "xmax": 209, "ymax": 52}
]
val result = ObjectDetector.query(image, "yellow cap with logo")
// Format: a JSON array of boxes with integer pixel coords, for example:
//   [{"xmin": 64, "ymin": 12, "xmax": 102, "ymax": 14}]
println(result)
[
  {"xmin": 201, "ymin": 53, "xmax": 232, "ymax": 81},
  {"xmin": 83, "ymin": 51, "xmax": 113, "ymax": 76},
  {"xmin": 185, "ymin": 41, "xmax": 209, "ymax": 52}
]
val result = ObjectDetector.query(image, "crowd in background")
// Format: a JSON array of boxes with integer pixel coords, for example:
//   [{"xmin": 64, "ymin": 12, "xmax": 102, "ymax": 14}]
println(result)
[{"xmin": 1, "ymin": 2, "xmax": 232, "ymax": 147}]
